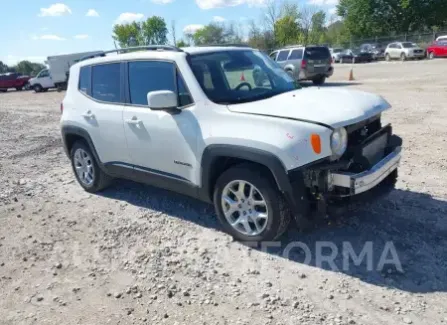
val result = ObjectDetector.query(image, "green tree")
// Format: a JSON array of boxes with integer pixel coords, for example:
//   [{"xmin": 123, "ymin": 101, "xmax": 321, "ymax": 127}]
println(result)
[
  {"xmin": 0, "ymin": 61, "xmax": 8, "ymax": 73},
  {"xmin": 13, "ymin": 61, "xmax": 45, "ymax": 76},
  {"xmin": 176, "ymin": 39, "xmax": 188, "ymax": 47},
  {"xmin": 309, "ymin": 11, "xmax": 327, "ymax": 44},
  {"xmin": 192, "ymin": 23, "xmax": 229, "ymax": 45},
  {"xmin": 112, "ymin": 22, "xmax": 142, "ymax": 48},
  {"xmin": 141, "ymin": 16, "xmax": 168, "ymax": 45},
  {"xmin": 274, "ymin": 15, "xmax": 300, "ymax": 46},
  {"xmin": 112, "ymin": 16, "xmax": 168, "ymax": 48}
]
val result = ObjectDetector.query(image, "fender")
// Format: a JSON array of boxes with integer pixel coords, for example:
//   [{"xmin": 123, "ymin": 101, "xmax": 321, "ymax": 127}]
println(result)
[
  {"xmin": 61, "ymin": 125, "xmax": 105, "ymax": 172},
  {"xmin": 200, "ymin": 144, "xmax": 305, "ymax": 213}
]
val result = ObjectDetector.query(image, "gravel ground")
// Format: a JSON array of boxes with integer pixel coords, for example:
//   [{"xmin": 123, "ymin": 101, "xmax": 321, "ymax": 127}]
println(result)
[{"xmin": 1, "ymin": 59, "xmax": 447, "ymax": 325}]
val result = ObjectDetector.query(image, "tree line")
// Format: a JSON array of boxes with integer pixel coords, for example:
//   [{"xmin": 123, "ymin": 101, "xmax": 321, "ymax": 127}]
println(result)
[
  {"xmin": 112, "ymin": 0, "xmax": 447, "ymax": 51},
  {"xmin": 0, "ymin": 60, "xmax": 46, "ymax": 77}
]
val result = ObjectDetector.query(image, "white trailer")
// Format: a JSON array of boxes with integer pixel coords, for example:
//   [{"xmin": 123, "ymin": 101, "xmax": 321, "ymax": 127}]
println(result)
[{"xmin": 47, "ymin": 50, "xmax": 103, "ymax": 90}]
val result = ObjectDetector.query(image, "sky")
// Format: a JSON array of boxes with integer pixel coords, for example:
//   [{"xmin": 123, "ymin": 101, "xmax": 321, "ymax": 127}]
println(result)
[{"xmin": 0, "ymin": 0, "xmax": 338, "ymax": 66}]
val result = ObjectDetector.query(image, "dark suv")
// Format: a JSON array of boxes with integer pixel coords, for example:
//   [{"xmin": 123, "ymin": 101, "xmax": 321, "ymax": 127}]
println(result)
[
  {"xmin": 269, "ymin": 45, "xmax": 333, "ymax": 85},
  {"xmin": 0, "ymin": 73, "xmax": 31, "ymax": 92}
]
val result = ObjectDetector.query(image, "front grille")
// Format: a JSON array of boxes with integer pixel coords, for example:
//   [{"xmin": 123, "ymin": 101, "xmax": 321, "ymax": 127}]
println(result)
[{"xmin": 346, "ymin": 115, "xmax": 382, "ymax": 147}]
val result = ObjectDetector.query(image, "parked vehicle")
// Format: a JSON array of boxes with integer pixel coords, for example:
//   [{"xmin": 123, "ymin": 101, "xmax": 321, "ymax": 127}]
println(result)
[
  {"xmin": 359, "ymin": 43, "xmax": 386, "ymax": 60},
  {"xmin": 426, "ymin": 41, "xmax": 447, "ymax": 59},
  {"xmin": 330, "ymin": 48, "xmax": 344, "ymax": 63},
  {"xmin": 61, "ymin": 45, "xmax": 402, "ymax": 242},
  {"xmin": 436, "ymin": 35, "xmax": 447, "ymax": 42},
  {"xmin": 339, "ymin": 49, "xmax": 374, "ymax": 63},
  {"xmin": 385, "ymin": 42, "xmax": 425, "ymax": 61},
  {"xmin": 269, "ymin": 45, "xmax": 333, "ymax": 85},
  {"xmin": 46, "ymin": 51, "xmax": 103, "ymax": 91},
  {"xmin": 0, "ymin": 72, "xmax": 30, "ymax": 92},
  {"xmin": 29, "ymin": 69, "xmax": 56, "ymax": 93}
]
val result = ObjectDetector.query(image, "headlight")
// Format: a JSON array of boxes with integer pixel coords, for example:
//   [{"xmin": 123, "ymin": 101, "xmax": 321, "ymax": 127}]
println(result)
[{"xmin": 331, "ymin": 127, "xmax": 348, "ymax": 158}]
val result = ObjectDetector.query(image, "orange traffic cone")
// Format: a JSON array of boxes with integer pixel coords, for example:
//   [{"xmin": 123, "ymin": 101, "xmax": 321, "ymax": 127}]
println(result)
[
  {"xmin": 240, "ymin": 72, "xmax": 246, "ymax": 82},
  {"xmin": 348, "ymin": 68, "xmax": 355, "ymax": 81}
]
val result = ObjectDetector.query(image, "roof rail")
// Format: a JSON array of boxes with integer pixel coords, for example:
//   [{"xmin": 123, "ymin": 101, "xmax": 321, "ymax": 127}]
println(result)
[
  {"xmin": 197, "ymin": 43, "xmax": 251, "ymax": 48},
  {"xmin": 79, "ymin": 45, "xmax": 183, "ymax": 62}
]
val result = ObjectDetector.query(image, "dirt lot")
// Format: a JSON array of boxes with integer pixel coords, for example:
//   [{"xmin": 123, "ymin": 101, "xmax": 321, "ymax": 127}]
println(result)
[{"xmin": 1, "ymin": 60, "xmax": 447, "ymax": 325}]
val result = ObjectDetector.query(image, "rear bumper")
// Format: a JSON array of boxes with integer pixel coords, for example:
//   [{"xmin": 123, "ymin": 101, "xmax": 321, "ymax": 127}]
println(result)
[
  {"xmin": 300, "ymin": 66, "xmax": 334, "ymax": 80},
  {"xmin": 330, "ymin": 146, "xmax": 401, "ymax": 196}
]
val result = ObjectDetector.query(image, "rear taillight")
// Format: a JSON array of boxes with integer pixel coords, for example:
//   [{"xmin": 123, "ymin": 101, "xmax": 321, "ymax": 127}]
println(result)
[
  {"xmin": 60, "ymin": 103, "xmax": 64, "ymax": 114},
  {"xmin": 301, "ymin": 60, "xmax": 307, "ymax": 69}
]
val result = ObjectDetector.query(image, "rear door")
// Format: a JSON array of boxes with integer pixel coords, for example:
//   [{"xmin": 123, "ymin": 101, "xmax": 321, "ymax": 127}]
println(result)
[
  {"xmin": 286, "ymin": 49, "xmax": 303, "ymax": 78},
  {"xmin": 303, "ymin": 47, "xmax": 331, "ymax": 74},
  {"xmin": 76, "ymin": 63, "xmax": 131, "ymax": 165}
]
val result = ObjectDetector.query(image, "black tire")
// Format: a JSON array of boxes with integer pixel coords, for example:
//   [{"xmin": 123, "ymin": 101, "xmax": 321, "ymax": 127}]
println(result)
[
  {"xmin": 213, "ymin": 164, "xmax": 291, "ymax": 242},
  {"xmin": 33, "ymin": 84, "xmax": 43, "ymax": 93},
  {"xmin": 16, "ymin": 87, "xmax": 23, "ymax": 91},
  {"xmin": 312, "ymin": 76, "xmax": 326, "ymax": 86},
  {"xmin": 70, "ymin": 140, "xmax": 112, "ymax": 193},
  {"xmin": 0, "ymin": 89, "xmax": 7, "ymax": 93}
]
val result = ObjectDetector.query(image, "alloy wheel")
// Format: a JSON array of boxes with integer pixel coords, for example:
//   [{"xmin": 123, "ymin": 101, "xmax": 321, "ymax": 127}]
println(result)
[
  {"xmin": 73, "ymin": 148, "xmax": 95, "ymax": 186},
  {"xmin": 221, "ymin": 180, "xmax": 269, "ymax": 236}
]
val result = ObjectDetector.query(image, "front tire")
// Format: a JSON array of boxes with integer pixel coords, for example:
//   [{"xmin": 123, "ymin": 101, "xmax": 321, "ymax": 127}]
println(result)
[
  {"xmin": 400, "ymin": 53, "xmax": 406, "ymax": 61},
  {"xmin": 428, "ymin": 52, "xmax": 435, "ymax": 60},
  {"xmin": 33, "ymin": 84, "xmax": 43, "ymax": 93},
  {"xmin": 70, "ymin": 141, "xmax": 112, "ymax": 193},
  {"xmin": 213, "ymin": 164, "xmax": 291, "ymax": 242},
  {"xmin": 385, "ymin": 54, "xmax": 391, "ymax": 62}
]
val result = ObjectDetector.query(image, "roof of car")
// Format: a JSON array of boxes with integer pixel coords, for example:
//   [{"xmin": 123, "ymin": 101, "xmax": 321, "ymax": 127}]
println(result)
[{"xmin": 74, "ymin": 45, "xmax": 254, "ymax": 67}]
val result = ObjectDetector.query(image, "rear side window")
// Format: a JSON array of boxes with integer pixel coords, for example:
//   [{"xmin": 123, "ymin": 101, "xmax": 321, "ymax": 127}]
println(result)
[
  {"xmin": 78, "ymin": 66, "xmax": 91, "ymax": 95},
  {"xmin": 289, "ymin": 49, "xmax": 303, "ymax": 60},
  {"xmin": 276, "ymin": 50, "xmax": 290, "ymax": 62},
  {"xmin": 92, "ymin": 63, "xmax": 121, "ymax": 103},
  {"xmin": 128, "ymin": 61, "xmax": 192, "ymax": 107},
  {"xmin": 304, "ymin": 47, "xmax": 330, "ymax": 60}
]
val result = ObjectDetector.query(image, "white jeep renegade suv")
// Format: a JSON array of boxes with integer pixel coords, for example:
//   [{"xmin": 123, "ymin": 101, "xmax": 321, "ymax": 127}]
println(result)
[{"xmin": 61, "ymin": 45, "xmax": 402, "ymax": 242}]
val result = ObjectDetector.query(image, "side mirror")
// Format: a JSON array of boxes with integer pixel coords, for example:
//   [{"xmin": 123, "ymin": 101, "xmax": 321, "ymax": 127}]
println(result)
[{"xmin": 147, "ymin": 90, "xmax": 178, "ymax": 111}]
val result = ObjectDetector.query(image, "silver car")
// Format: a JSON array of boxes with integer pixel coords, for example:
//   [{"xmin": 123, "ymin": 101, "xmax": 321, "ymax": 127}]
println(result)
[
  {"xmin": 269, "ymin": 46, "xmax": 334, "ymax": 85},
  {"xmin": 385, "ymin": 42, "xmax": 425, "ymax": 61}
]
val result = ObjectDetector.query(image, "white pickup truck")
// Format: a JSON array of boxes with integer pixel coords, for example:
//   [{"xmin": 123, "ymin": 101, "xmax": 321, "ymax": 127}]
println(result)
[{"xmin": 60, "ymin": 45, "xmax": 402, "ymax": 242}]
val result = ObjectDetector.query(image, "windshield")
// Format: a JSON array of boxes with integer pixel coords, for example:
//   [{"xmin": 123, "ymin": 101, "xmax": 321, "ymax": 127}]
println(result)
[
  {"xmin": 402, "ymin": 42, "xmax": 417, "ymax": 48},
  {"xmin": 188, "ymin": 50, "xmax": 298, "ymax": 105}
]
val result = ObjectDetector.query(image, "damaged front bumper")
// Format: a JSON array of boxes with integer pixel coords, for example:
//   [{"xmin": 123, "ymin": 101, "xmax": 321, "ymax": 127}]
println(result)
[{"xmin": 330, "ymin": 146, "xmax": 401, "ymax": 196}]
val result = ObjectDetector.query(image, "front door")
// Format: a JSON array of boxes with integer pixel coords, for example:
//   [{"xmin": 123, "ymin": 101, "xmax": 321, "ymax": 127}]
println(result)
[
  {"xmin": 122, "ymin": 60, "xmax": 198, "ymax": 185},
  {"xmin": 37, "ymin": 70, "xmax": 54, "ymax": 88}
]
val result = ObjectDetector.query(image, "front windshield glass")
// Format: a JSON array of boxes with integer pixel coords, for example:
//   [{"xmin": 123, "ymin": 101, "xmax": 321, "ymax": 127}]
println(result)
[
  {"xmin": 188, "ymin": 50, "xmax": 298, "ymax": 105},
  {"xmin": 402, "ymin": 42, "xmax": 417, "ymax": 48}
]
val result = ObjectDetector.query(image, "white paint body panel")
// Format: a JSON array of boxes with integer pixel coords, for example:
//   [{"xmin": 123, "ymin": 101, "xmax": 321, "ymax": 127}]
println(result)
[{"xmin": 61, "ymin": 48, "xmax": 392, "ymax": 188}]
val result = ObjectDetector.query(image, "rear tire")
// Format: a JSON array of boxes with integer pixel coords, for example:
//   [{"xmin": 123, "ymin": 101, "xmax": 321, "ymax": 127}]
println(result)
[
  {"xmin": 70, "ymin": 141, "xmax": 112, "ymax": 193},
  {"xmin": 213, "ymin": 164, "xmax": 291, "ymax": 242},
  {"xmin": 312, "ymin": 76, "xmax": 326, "ymax": 86}
]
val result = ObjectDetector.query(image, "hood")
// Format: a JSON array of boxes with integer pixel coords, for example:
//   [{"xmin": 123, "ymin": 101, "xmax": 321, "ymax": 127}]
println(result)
[{"xmin": 227, "ymin": 87, "xmax": 391, "ymax": 129}]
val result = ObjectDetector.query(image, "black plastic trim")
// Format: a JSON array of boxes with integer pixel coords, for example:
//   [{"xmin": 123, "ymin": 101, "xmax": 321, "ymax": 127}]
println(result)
[{"xmin": 200, "ymin": 144, "xmax": 306, "ymax": 214}]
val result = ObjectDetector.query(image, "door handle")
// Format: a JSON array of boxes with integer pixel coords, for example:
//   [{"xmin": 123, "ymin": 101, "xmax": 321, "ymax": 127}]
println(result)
[
  {"xmin": 82, "ymin": 110, "xmax": 94, "ymax": 119},
  {"xmin": 125, "ymin": 117, "xmax": 142, "ymax": 125}
]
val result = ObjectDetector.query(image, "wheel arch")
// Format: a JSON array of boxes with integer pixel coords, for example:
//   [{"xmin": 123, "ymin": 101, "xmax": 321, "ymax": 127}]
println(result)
[
  {"xmin": 61, "ymin": 125, "xmax": 103, "ymax": 169},
  {"xmin": 200, "ymin": 144, "xmax": 294, "ymax": 203}
]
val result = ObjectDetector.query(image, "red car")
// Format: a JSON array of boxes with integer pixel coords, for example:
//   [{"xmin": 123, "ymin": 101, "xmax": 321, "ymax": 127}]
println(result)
[
  {"xmin": 0, "ymin": 72, "xmax": 31, "ymax": 92},
  {"xmin": 427, "ymin": 41, "xmax": 447, "ymax": 59}
]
